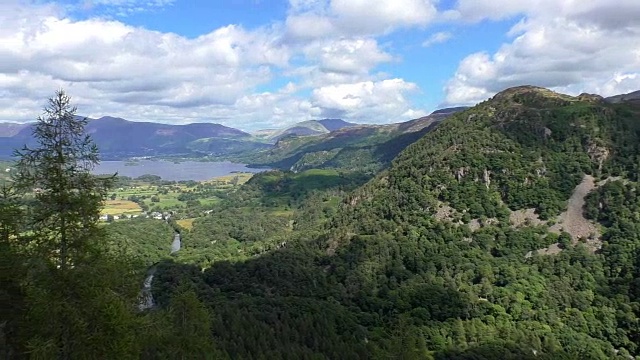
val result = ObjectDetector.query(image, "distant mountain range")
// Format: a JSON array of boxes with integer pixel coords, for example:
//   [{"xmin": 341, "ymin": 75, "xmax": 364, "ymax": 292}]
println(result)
[
  {"xmin": 0, "ymin": 122, "xmax": 30, "ymax": 137},
  {"xmin": 251, "ymin": 119, "xmax": 358, "ymax": 142},
  {"xmin": 0, "ymin": 116, "xmax": 268, "ymax": 160},
  {"xmin": 1, "ymin": 90, "xmax": 635, "ymax": 164},
  {"xmin": 0, "ymin": 115, "xmax": 386, "ymax": 162}
]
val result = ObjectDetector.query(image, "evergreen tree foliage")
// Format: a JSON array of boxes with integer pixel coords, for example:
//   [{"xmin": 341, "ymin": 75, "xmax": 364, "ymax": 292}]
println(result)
[
  {"xmin": 3, "ymin": 90, "xmax": 142, "ymax": 358},
  {"xmin": 13, "ymin": 90, "xmax": 113, "ymax": 269}
]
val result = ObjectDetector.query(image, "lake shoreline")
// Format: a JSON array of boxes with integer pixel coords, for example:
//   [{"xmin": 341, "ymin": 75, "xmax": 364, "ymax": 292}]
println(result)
[{"xmin": 92, "ymin": 160, "xmax": 267, "ymax": 181}]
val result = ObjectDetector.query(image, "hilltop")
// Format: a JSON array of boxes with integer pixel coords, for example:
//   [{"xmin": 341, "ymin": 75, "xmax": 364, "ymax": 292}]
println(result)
[{"xmin": 341, "ymin": 85, "xmax": 638, "ymax": 237}]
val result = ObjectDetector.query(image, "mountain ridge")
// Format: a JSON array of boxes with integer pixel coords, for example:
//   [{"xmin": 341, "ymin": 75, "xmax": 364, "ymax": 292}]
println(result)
[
  {"xmin": 0, "ymin": 116, "xmax": 258, "ymax": 159},
  {"xmin": 251, "ymin": 118, "xmax": 358, "ymax": 142},
  {"xmin": 242, "ymin": 106, "xmax": 468, "ymax": 172}
]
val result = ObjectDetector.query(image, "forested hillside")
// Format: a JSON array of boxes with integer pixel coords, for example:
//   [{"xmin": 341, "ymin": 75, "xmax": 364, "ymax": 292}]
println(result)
[
  {"xmin": 4, "ymin": 86, "xmax": 640, "ymax": 359},
  {"xmin": 149, "ymin": 86, "xmax": 640, "ymax": 358}
]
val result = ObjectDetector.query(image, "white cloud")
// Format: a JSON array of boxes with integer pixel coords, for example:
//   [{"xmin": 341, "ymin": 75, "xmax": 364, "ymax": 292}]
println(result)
[
  {"xmin": 286, "ymin": 0, "xmax": 438, "ymax": 39},
  {"xmin": 0, "ymin": 1, "xmax": 291, "ymax": 127},
  {"xmin": 0, "ymin": 1, "xmax": 427, "ymax": 130},
  {"xmin": 303, "ymin": 38, "xmax": 393, "ymax": 75},
  {"xmin": 311, "ymin": 79, "xmax": 422, "ymax": 122},
  {"xmin": 453, "ymin": 0, "xmax": 640, "ymax": 26},
  {"xmin": 422, "ymin": 31, "xmax": 452, "ymax": 47},
  {"xmin": 285, "ymin": 15, "xmax": 335, "ymax": 40},
  {"xmin": 445, "ymin": 0, "xmax": 640, "ymax": 105},
  {"xmin": 330, "ymin": 0, "xmax": 437, "ymax": 34}
]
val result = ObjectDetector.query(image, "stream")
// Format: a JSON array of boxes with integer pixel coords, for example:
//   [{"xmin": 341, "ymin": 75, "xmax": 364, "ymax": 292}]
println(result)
[{"xmin": 138, "ymin": 231, "xmax": 181, "ymax": 311}]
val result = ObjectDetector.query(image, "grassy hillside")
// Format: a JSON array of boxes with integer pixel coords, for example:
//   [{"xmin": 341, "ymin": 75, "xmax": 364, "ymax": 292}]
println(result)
[{"xmin": 186, "ymin": 137, "xmax": 271, "ymax": 155}]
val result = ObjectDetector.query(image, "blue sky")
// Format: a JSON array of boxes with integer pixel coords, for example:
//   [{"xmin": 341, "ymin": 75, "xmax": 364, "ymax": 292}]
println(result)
[{"xmin": 1, "ymin": 0, "xmax": 638, "ymax": 130}]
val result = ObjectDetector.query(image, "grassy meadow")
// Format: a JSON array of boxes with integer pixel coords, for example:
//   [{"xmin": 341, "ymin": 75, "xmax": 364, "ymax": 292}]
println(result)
[{"xmin": 101, "ymin": 171, "xmax": 256, "ymax": 218}]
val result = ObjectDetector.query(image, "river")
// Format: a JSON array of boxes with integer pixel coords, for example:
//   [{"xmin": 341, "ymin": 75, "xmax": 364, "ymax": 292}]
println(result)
[
  {"xmin": 93, "ymin": 160, "xmax": 265, "ymax": 181},
  {"xmin": 139, "ymin": 232, "xmax": 181, "ymax": 311}
]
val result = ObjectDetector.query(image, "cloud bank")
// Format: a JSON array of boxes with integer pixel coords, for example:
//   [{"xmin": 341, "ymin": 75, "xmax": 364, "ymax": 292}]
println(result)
[
  {"xmin": 0, "ymin": 0, "xmax": 638, "ymax": 130},
  {"xmin": 444, "ymin": 0, "xmax": 640, "ymax": 105}
]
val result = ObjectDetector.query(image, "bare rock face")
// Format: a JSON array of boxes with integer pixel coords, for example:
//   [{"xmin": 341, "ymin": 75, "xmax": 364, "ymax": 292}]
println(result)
[
  {"xmin": 510, "ymin": 208, "xmax": 545, "ymax": 228},
  {"xmin": 483, "ymin": 169, "xmax": 491, "ymax": 189},
  {"xmin": 587, "ymin": 141, "xmax": 610, "ymax": 171},
  {"xmin": 456, "ymin": 167, "xmax": 469, "ymax": 182},
  {"xmin": 548, "ymin": 175, "xmax": 601, "ymax": 252}
]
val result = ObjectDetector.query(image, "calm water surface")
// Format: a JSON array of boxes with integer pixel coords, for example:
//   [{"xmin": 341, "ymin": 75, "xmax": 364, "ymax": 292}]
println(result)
[{"xmin": 93, "ymin": 160, "xmax": 265, "ymax": 181}]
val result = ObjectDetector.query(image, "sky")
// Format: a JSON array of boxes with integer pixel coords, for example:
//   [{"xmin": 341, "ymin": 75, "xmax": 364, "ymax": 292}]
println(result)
[{"xmin": 1, "ymin": 0, "xmax": 639, "ymax": 131}]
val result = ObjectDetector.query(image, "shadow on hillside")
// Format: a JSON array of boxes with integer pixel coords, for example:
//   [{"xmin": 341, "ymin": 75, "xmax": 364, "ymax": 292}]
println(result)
[
  {"xmin": 151, "ymin": 245, "xmax": 335, "ymax": 307},
  {"xmin": 372, "ymin": 121, "xmax": 440, "ymax": 163},
  {"xmin": 149, "ymin": 232, "xmax": 484, "ymax": 357},
  {"xmin": 250, "ymin": 170, "xmax": 371, "ymax": 203}
]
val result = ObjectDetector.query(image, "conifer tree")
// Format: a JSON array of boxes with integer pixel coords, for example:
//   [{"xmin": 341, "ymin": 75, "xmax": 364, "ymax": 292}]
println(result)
[
  {"xmin": 0, "ymin": 181, "xmax": 26, "ymax": 358},
  {"xmin": 13, "ymin": 89, "xmax": 112, "ymax": 269},
  {"xmin": 10, "ymin": 90, "xmax": 140, "ymax": 359}
]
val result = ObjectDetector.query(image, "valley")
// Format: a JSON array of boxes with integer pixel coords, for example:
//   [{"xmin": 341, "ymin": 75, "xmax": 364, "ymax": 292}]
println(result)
[
  {"xmin": 3, "ymin": 0, "xmax": 638, "ymax": 357},
  {"xmin": 4, "ymin": 86, "xmax": 640, "ymax": 359}
]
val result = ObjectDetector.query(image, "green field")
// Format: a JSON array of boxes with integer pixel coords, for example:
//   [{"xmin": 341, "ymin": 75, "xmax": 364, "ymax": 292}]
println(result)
[
  {"xmin": 102, "ymin": 172, "xmax": 256, "ymax": 218},
  {"xmin": 175, "ymin": 218, "xmax": 196, "ymax": 229},
  {"xmin": 101, "ymin": 200, "xmax": 142, "ymax": 215}
]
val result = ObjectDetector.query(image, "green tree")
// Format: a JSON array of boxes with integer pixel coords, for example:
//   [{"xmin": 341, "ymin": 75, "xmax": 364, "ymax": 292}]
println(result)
[
  {"xmin": 13, "ymin": 89, "xmax": 113, "ymax": 269},
  {"xmin": 0, "ymin": 182, "xmax": 23, "ymax": 244},
  {"xmin": 10, "ymin": 90, "xmax": 141, "ymax": 359},
  {"xmin": 142, "ymin": 288, "xmax": 221, "ymax": 359},
  {"xmin": 0, "ymin": 182, "xmax": 27, "ymax": 358}
]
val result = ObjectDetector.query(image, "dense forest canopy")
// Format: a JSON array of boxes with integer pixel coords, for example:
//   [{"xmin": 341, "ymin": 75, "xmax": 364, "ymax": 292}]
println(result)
[{"xmin": 2, "ymin": 86, "xmax": 640, "ymax": 359}]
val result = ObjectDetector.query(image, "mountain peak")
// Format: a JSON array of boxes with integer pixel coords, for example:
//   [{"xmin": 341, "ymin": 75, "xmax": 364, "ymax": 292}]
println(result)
[{"xmin": 491, "ymin": 85, "xmax": 576, "ymax": 107}]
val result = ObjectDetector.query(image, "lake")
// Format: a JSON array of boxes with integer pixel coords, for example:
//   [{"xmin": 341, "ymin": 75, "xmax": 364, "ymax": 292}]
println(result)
[{"xmin": 92, "ymin": 160, "xmax": 266, "ymax": 181}]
